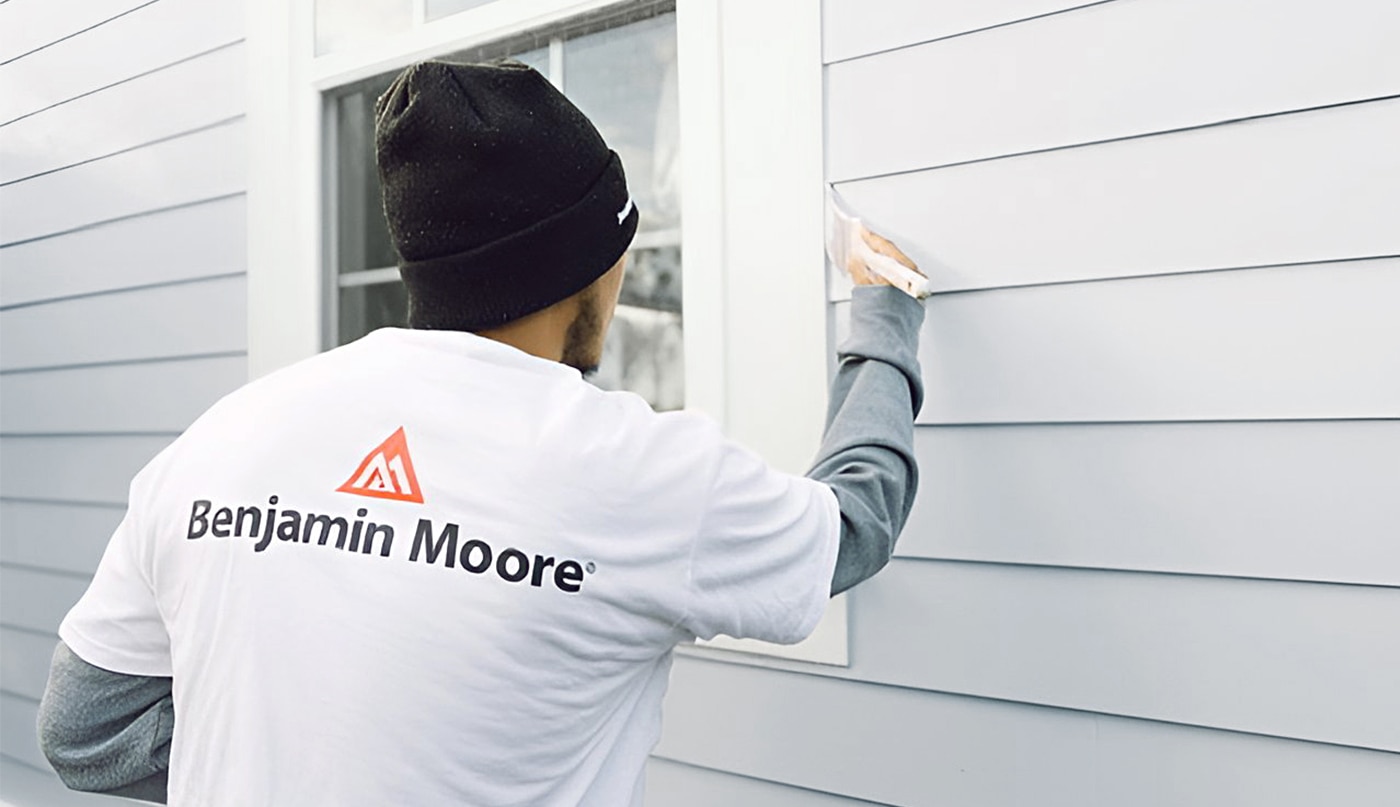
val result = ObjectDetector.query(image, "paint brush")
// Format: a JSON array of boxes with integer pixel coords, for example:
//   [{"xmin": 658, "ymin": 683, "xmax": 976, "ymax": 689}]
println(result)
[{"xmin": 825, "ymin": 185, "xmax": 931, "ymax": 299}]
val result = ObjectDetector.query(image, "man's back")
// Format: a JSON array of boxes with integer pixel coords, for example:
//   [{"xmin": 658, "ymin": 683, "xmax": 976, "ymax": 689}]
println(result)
[{"xmin": 59, "ymin": 327, "xmax": 839, "ymax": 806}]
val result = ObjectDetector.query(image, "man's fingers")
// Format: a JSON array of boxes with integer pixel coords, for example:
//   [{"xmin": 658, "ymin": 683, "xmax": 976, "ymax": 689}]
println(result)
[{"xmin": 861, "ymin": 228, "xmax": 924, "ymax": 276}]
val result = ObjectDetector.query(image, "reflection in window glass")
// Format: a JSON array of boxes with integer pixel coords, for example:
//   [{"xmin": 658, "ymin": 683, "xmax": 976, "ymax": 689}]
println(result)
[
  {"xmin": 315, "ymin": 0, "xmax": 414, "ymax": 56},
  {"xmin": 565, "ymin": 14, "xmax": 680, "ymax": 235}
]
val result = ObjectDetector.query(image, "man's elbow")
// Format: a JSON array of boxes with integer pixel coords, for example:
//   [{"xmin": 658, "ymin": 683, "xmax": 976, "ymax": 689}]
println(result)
[{"xmin": 37, "ymin": 687, "xmax": 99, "ymax": 791}]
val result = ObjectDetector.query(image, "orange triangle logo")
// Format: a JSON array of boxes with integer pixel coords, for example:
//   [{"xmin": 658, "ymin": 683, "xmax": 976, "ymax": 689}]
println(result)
[{"xmin": 336, "ymin": 427, "xmax": 424, "ymax": 503}]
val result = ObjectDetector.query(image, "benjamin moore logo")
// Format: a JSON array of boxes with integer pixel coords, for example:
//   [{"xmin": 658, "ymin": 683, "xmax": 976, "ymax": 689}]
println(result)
[{"xmin": 337, "ymin": 427, "xmax": 423, "ymax": 503}]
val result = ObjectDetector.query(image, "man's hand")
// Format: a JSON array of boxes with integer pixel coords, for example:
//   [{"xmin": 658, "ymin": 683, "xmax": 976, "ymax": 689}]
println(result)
[{"xmin": 849, "ymin": 228, "xmax": 924, "ymax": 288}]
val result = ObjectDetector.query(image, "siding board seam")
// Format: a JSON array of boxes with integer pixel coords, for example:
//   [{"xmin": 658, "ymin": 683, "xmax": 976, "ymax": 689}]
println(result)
[
  {"xmin": 0, "ymin": 114, "xmax": 246, "ymax": 188},
  {"xmin": 0, "ymin": 497, "xmax": 124, "ymax": 510},
  {"xmin": 674, "ymin": 654, "xmax": 1400, "ymax": 757},
  {"xmin": 833, "ymin": 93, "xmax": 1400, "ymax": 185},
  {"xmin": 0, "ymin": 0, "xmax": 162, "ymax": 66},
  {"xmin": 893, "ymin": 555, "xmax": 1400, "ymax": 591},
  {"xmin": 0, "ymin": 432, "xmax": 182, "ymax": 439},
  {"xmin": 648, "ymin": 754, "xmax": 897, "ymax": 806},
  {"xmin": 824, "ymin": 0, "xmax": 1116, "ymax": 66},
  {"xmin": 909, "ymin": 252, "xmax": 1400, "ymax": 299},
  {"xmin": 0, "ymin": 624, "xmax": 59, "ymax": 640},
  {"xmin": 0, "ymin": 689, "xmax": 41, "ymax": 706},
  {"xmin": 0, "ymin": 272, "xmax": 248, "ymax": 312},
  {"xmin": 0, "ymin": 752, "xmax": 55, "ymax": 778},
  {"xmin": 0, "ymin": 191, "xmax": 246, "ymax": 249},
  {"xmin": 0, "ymin": 561, "xmax": 94, "ymax": 583},
  {"xmin": 0, "ymin": 39, "xmax": 245, "ymax": 127},
  {"xmin": 0, "ymin": 350, "xmax": 248, "ymax": 377}
]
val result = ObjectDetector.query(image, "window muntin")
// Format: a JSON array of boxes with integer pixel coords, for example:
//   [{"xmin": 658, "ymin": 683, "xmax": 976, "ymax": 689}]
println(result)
[{"xmin": 326, "ymin": 3, "xmax": 682, "ymax": 410}]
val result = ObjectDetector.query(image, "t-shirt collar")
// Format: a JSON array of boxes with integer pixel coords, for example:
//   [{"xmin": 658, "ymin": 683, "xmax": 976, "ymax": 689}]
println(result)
[{"xmin": 363, "ymin": 327, "xmax": 584, "ymax": 380}]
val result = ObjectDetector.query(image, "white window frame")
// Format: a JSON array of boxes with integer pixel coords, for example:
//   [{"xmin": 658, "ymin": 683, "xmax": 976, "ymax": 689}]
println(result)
[{"xmin": 246, "ymin": 0, "xmax": 844, "ymax": 666}]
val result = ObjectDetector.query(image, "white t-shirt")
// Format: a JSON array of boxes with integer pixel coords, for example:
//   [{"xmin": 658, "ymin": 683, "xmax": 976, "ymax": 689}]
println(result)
[{"xmin": 60, "ymin": 328, "xmax": 840, "ymax": 806}]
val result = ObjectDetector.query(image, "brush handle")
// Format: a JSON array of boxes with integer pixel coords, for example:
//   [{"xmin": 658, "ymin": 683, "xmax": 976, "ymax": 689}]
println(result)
[{"xmin": 859, "ymin": 246, "xmax": 932, "ymax": 299}]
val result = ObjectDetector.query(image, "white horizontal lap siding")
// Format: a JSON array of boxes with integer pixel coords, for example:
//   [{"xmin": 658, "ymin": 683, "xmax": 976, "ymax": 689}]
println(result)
[
  {"xmin": 0, "ymin": 435, "xmax": 174, "ymax": 506},
  {"xmin": 806, "ymin": 0, "xmax": 1400, "ymax": 804},
  {"xmin": 0, "ymin": 0, "xmax": 243, "ymax": 125},
  {"xmin": 0, "ymin": 355, "xmax": 247, "ymax": 434},
  {"xmin": 0, "ymin": 0, "xmax": 156, "ymax": 65},
  {"xmin": 658, "ymin": 656, "xmax": 1400, "ymax": 807},
  {"xmin": 0, "ymin": 120, "xmax": 246, "ymax": 246},
  {"xmin": 0, "ymin": 275, "xmax": 247, "ymax": 372},
  {"xmin": 1, "ymin": 627, "xmax": 61, "ymax": 702},
  {"xmin": 0, "ymin": 501, "xmax": 123, "ymax": 577},
  {"xmin": 645, "ymin": 758, "xmax": 888, "ymax": 807},
  {"xmin": 826, "ymin": 0, "xmax": 1400, "ymax": 181},
  {"xmin": 902, "ymin": 421, "xmax": 1400, "ymax": 586},
  {"xmin": 0, "ymin": 0, "xmax": 250, "ymax": 785},
  {"xmin": 829, "ymin": 99, "xmax": 1400, "ymax": 293},
  {"xmin": 0, "ymin": 42, "xmax": 246, "ymax": 185},
  {"xmin": 0, "ymin": 196, "xmax": 248, "ymax": 307},
  {"xmin": 821, "ymin": 0, "xmax": 1105, "ymax": 63},
  {"xmin": 883, "ymin": 259, "xmax": 1400, "ymax": 423},
  {"xmin": 842, "ymin": 561, "xmax": 1400, "ymax": 751},
  {"xmin": 0, "ymin": 693, "xmax": 48, "ymax": 771}
]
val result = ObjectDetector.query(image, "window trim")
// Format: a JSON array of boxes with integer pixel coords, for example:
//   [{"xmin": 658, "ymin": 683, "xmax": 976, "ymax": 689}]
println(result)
[{"xmin": 247, "ymin": 0, "xmax": 843, "ymax": 666}]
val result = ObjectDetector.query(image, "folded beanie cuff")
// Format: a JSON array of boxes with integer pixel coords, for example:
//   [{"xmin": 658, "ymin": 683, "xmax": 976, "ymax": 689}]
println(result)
[{"xmin": 399, "ymin": 150, "xmax": 639, "ymax": 331}]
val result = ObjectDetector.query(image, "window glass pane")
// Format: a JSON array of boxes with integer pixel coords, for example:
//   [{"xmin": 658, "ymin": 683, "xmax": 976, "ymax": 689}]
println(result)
[
  {"xmin": 316, "ymin": 0, "xmax": 414, "ymax": 56},
  {"xmin": 335, "ymin": 75, "xmax": 399, "ymax": 275},
  {"xmin": 339, "ymin": 281, "xmax": 409, "ymax": 343},
  {"xmin": 590, "ymin": 245, "xmax": 684, "ymax": 409},
  {"xmin": 563, "ymin": 13, "xmax": 679, "ymax": 234},
  {"xmin": 426, "ymin": 0, "xmax": 498, "ymax": 22}
]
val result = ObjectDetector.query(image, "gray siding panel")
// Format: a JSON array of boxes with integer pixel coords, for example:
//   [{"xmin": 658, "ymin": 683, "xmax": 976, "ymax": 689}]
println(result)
[
  {"xmin": 826, "ymin": 0, "xmax": 1400, "ymax": 181},
  {"xmin": 0, "ymin": 693, "xmax": 47, "ymax": 772},
  {"xmin": 0, "ymin": 355, "xmax": 246, "ymax": 433},
  {"xmin": 0, "ymin": 502, "xmax": 124, "ymax": 576},
  {"xmin": 0, "ymin": 0, "xmax": 243, "ymax": 124},
  {"xmin": 0, "ymin": 275, "xmax": 246, "ymax": 372},
  {"xmin": 0, "ymin": 0, "xmax": 248, "ymax": 798},
  {"xmin": 0, "ymin": 196, "xmax": 247, "ymax": 307},
  {"xmin": 659, "ymin": 656, "xmax": 1400, "ymax": 806},
  {"xmin": 1, "ymin": 628, "xmax": 59, "ymax": 702},
  {"xmin": 842, "ymin": 560, "xmax": 1400, "ymax": 751},
  {"xmin": 0, "ymin": 567, "xmax": 89, "ymax": 636},
  {"xmin": 902, "ymin": 421, "xmax": 1400, "ymax": 586},
  {"xmin": 831, "ymin": 100, "xmax": 1400, "ymax": 293},
  {"xmin": 645, "ymin": 758, "xmax": 888, "ymax": 807},
  {"xmin": 885, "ymin": 260, "xmax": 1400, "ymax": 423},
  {"xmin": 0, "ymin": 120, "xmax": 245, "ymax": 245},
  {"xmin": 0, "ymin": 435, "xmax": 172, "ymax": 505},
  {"xmin": 1, "ymin": 42, "xmax": 245, "ymax": 184},
  {"xmin": 821, "ymin": 0, "xmax": 1100, "ymax": 63}
]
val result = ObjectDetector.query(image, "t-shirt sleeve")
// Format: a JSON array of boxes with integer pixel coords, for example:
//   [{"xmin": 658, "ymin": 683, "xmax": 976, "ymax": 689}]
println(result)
[
  {"xmin": 59, "ymin": 464, "xmax": 173, "ymax": 678},
  {"xmin": 679, "ymin": 437, "xmax": 842, "ymax": 645}
]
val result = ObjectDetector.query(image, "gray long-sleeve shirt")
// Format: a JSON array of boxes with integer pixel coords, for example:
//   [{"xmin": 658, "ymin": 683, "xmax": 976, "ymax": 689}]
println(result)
[{"xmin": 38, "ymin": 285, "xmax": 925, "ymax": 800}]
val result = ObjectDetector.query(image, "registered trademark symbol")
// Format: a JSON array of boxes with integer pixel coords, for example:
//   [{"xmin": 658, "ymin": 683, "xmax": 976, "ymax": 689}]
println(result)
[{"xmin": 585, "ymin": 562, "xmax": 596, "ymax": 574}]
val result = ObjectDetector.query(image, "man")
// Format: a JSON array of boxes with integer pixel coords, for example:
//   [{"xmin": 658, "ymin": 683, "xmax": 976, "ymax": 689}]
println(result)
[{"xmin": 39, "ymin": 60, "xmax": 925, "ymax": 805}]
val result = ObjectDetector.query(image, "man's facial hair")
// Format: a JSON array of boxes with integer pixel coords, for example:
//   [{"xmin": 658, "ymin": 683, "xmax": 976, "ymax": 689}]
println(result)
[{"xmin": 561, "ymin": 287, "xmax": 604, "ymax": 376}]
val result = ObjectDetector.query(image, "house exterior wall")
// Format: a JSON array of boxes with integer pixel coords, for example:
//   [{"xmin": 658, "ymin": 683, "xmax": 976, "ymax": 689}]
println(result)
[
  {"xmin": 649, "ymin": 0, "xmax": 1400, "ymax": 803},
  {"xmin": 0, "ymin": 0, "xmax": 247, "ymax": 800}
]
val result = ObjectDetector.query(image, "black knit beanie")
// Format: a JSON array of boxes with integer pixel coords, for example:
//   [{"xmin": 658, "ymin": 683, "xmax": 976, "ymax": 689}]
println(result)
[{"xmin": 374, "ymin": 59, "xmax": 639, "ymax": 331}]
